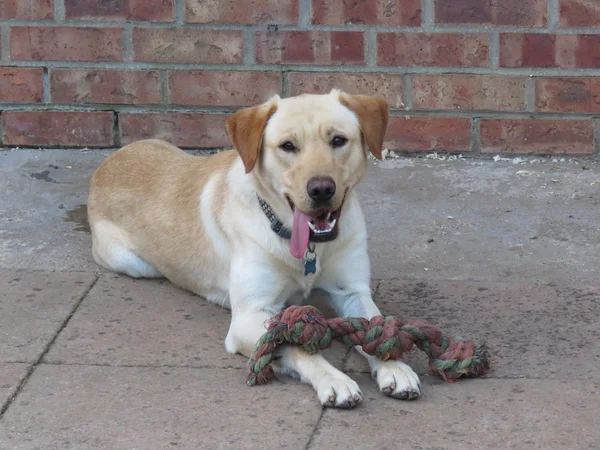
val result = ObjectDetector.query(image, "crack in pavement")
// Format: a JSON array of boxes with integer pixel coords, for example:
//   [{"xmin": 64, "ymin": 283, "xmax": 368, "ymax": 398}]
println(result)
[{"xmin": 0, "ymin": 274, "xmax": 100, "ymax": 419}]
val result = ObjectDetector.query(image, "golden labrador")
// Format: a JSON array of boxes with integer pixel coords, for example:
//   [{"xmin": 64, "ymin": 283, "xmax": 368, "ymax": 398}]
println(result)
[{"xmin": 88, "ymin": 90, "xmax": 421, "ymax": 407}]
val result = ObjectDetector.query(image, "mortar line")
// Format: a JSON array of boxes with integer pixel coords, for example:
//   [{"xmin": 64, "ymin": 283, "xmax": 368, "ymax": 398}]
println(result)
[
  {"xmin": 470, "ymin": 118, "xmax": 481, "ymax": 153},
  {"xmin": 175, "ymin": 0, "xmax": 185, "ymax": 26},
  {"xmin": 160, "ymin": 70, "xmax": 169, "ymax": 104},
  {"xmin": 594, "ymin": 118, "xmax": 600, "ymax": 154},
  {"xmin": 42, "ymin": 67, "xmax": 51, "ymax": 103},
  {"xmin": 526, "ymin": 77, "xmax": 536, "ymax": 112},
  {"xmin": 4, "ymin": 20, "xmax": 600, "ymax": 34},
  {"xmin": 489, "ymin": 32, "xmax": 499, "ymax": 69},
  {"xmin": 122, "ymin": 25, "xmax": 133, "ymax": 63},
  {"xmin": 54, "ymin": 0, "xmax": 66, "ymax": 22},
  {"xmin": 547, "ymin": 0, "xmax": 560, "ymax": 32},
  {"xmin": 243, "ymin": 27, "xmax": 255, "ymax": 66},
  {"xmin": 8, "ymin": 60, "xmax": 600, "ymax": 77},
  {"xmin": 403, "ymin": 74, "xmax": 413, "ymax": 110},
  {"xmin": 421, "ymin": 0, "xmax": 435, "ymax": 31},
  {"xmin": 2, "ymin": 103, "xmax": 599, "ymax": 120},
  {"xmin": 281, "ymin": 70, "xmax": 289, "ymax": 97},
  {"xmin": 112, "ymin": 111, "xmax": 121, "ymax": 147},
  {"xmin": 365, "ymin": 29, "xmax": 376, "ymax": 67},
  {"xmin": 0, "ymin": 275, "xmax": 100, "ymax": 419},
  {"xmin": 1, "ymin": 25, "xmax": 9, "ymax": 62},
  {"xmin": 298, "ymin": 0, "xmax": 311, "ymax": 29}
]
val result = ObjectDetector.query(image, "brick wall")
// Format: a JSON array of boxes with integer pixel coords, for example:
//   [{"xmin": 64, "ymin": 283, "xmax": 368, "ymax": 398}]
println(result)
[{"xmin": 1, "ymin": 0, "xmax": 600, "ymax": 155}]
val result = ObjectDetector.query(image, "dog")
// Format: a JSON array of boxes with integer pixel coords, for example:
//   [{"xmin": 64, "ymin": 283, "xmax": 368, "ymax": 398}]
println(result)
[{"xmin": 87, "ymin": 90, "xmax": 421, "ymax": 408}]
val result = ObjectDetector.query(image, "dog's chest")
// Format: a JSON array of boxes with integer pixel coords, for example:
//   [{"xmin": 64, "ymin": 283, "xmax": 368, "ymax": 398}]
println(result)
[{"xmin": 287, "ymin": 256, "xmax": 326, "ymax": 300}]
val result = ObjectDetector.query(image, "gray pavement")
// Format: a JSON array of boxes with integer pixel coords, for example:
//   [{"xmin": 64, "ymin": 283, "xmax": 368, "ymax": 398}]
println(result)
[{"xmin": 1, "ymin": 148, "xmax": 600, "ymax": 449}]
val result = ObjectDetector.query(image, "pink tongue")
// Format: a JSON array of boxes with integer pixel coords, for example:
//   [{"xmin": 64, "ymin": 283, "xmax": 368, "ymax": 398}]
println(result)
[{"xmin": 290, "ymin": 208, "xmax": 312, "ymax": 259}]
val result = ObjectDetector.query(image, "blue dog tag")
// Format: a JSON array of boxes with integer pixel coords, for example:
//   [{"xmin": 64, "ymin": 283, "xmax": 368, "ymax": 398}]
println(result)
[
  {"xmin": 304, "ymin": 258, "xmax": 316, "ymax": 276},
  {"xmin": 304, "ymin": 244, "xmax": 317, "ymax": 276}
]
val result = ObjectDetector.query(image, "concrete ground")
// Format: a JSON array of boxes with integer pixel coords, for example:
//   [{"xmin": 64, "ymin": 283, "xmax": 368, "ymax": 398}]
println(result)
[{"xmin": 1, "ymin": 148, "xmax": 600, "ymax": 449}]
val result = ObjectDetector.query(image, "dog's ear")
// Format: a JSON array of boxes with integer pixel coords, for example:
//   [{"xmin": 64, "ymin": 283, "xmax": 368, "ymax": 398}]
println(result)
[
  {"xmin": 226, "ymin": 97, "xmax": 279, "ymax": 173},
  {"xmin": 339, "ymin": 93, "xmax": 389, "ymax": 160}
]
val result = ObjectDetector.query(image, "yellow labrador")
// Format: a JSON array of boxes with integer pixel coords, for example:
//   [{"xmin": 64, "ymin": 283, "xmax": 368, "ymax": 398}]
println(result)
[{"xmin": 88, "ymin": 90, "xmax": 421, "ymax": 407}]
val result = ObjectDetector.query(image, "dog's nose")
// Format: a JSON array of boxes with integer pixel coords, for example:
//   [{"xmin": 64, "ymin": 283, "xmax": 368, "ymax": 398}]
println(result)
[{"xmin": 307, "ymin": 177, "xmax": 336, "ymax": 202}]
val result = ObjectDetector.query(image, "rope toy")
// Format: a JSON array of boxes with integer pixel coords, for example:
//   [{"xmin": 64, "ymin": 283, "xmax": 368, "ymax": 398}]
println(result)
[{"xmin": 247, "ymin": 305, "xmax": 490, "ymax": 386}]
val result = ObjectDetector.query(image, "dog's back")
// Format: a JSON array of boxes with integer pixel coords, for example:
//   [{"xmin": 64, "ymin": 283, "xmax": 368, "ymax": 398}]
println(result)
[{"xmin": 88, "ymin": 139, "xmax": 237, "ymax": 298}]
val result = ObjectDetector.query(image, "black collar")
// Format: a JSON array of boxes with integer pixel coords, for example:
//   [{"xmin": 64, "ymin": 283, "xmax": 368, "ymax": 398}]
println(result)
[{"xmin": 258, "ymin": 196, "xmax": 292, "ymax": 240}]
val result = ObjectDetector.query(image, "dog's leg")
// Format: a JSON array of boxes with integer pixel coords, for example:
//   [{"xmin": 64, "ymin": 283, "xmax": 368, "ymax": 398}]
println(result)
[
  {"xmin": 91, "ymin": 220, "xmax": 163, "ymax": 278},
  {"xmin": 224, "ymin": 262, "xmax": 363, "ymax": 408},
  {"xmin": 323, "ymin": 288, "xmax": 422, "ymax": 400},
  {"xmin": 320, "ymin": 251, "xmax": 421, "ymax": 400}
]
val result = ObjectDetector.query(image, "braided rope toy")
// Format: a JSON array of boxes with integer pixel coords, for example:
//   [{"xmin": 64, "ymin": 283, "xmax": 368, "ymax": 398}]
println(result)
[{"xmin": 247, "ymin": 305, "xmax": 490, "ymax": 386}]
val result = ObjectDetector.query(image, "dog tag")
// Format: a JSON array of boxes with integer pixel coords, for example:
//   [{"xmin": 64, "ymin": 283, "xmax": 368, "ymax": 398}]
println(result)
[{"xmin": 304, "ymin": 244, "xmax": 317, "ymax": 276}]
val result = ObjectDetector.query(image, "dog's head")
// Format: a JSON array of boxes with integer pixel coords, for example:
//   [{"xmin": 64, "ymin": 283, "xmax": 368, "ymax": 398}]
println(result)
[{"xmin": 226, "ymin": 90, "xmax": 388, "ymax": 258}]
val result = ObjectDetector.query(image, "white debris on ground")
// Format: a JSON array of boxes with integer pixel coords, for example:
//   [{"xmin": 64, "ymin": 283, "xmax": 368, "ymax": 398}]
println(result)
[{"xmin": 368, "ymin": 149, "xmax": 598, "ymax": 166}]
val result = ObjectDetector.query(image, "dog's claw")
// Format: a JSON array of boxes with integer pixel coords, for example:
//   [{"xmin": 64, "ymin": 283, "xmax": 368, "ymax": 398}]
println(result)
[
  {"xmin": 319, "ymin": 379, "xmax": 363, "ymax": 408},
  {"xmin": 407, "ymin": 390, "xmax": 421, "ymax": 400}
]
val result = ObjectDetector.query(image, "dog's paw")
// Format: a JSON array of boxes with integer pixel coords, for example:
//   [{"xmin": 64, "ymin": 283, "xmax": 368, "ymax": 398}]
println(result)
[
  {"xmin": 374, "ymin": 360, "xmax": 421, "ymax": 400},
  {"xmin": 316, "ymin": 373, "xmax": 363, "ymax": 408}
]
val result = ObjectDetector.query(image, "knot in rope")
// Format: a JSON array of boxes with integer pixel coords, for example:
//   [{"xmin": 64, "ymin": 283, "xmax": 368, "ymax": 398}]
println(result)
[{"xmin": 246, "ymin": 305, "xmax": 489, "ymax": 387}]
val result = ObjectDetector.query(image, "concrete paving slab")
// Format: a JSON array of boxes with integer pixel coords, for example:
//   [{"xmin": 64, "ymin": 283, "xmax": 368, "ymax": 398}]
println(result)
[
  {"xmin": 45, "ymin": 273, "xmax": 348, "ymax": 369},
  {"xmin": 0, "ymin": 270, "xmax": 97, "ymax": 363},
  {"xmin": 0, "ymin": 150, "xmax": 106, "ymax": 273},
  {"xmin": 0, "ymin": 364, "xmax": 322, "ymax": 450},
  {"xmin": 0, "ymin": 363, "xmax": 29, "ymax": 410},
  {"xmin": 2, "ymin": 149, "xmax": 600, "ymax": 285},
  {"xmin": 364, "ymin": 157, "xmax": 600, "ymax": 284},
  {"xmin": 345, "ymin": 280, "xmax": 600, "ymax": 381},
  {"xmin": 309, "ymin": 375, "xmax": 600, "ymax": 450}
]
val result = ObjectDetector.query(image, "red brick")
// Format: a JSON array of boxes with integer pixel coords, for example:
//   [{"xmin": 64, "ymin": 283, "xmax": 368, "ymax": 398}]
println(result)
[
  {"xmin": 2, "ymin": 112, "xmax": 114, "ymax": 146},
  {"xmin": 572, "ymin": 35, "xmax": 600, "ymax": 68},
  {"xmin": 288, "ymin": 72, "xmax": 405, "ymax": 108},
  {"xmin": 499, "ymin": 34, "xmax": 556, "ymax": 67},
  {"xmin": 255, "ymin": 31, "xmax": 364, "ymax": 65},
  {"xmin": 0, "ymin": 0, "xmax": 53, "ymax": 20},
  {"xmin": 536, "ymin": 78, "xmax": 600, "ymax": 113},
  {"xmin": 0, "ymin": 68, "xmax": 44, "ymax": 102},
  {"xmin": 412, "ymin": 75, "xmax": 526, "ymax": 111},
  {"xmin": 377, "ymin": 33, "xmax": 488, "ymax": 67},
  {"xmin": 560, "ymin": 0, "xmax": 600, "ymax": 27},
  {"xmin": 186, "ymin": 0, "xmax": 297, "ymax": 24},
  {"xmin": 435, "ymin": 0, "xmax": 546, "ymax": 26},
  {"xmin": 51, "ymin": 70, "xmax": 161, "ymax": 105},
  {"xmin": 119, "ymin": 114, "xmax": 230, "ymax": 148},
  {"xmin": 500, "ymin": 34, "xmax": 600, "ymax": 68},
  {"xmin": 65, "ymin": 0, "xmax": 173, "ymax": 21},
  {"xmin": 312, "ymin": 0, "xmax": 421, "ymax": 26},
  {"xmin": 385, "ymin": 117, "xmax": 471, "ymax": 152},
  {"xmin": 168, "ymin": 71, "xmax": 281, "ymax": 106},
  {"xmin": 133, "ymin": 29, "xmax": 243, "ymax": 64},
  {"xmin": 480, "ymin": 119, "xmax": 594, "ymax": 154},
  {"xmin": 10, "ymin": 27, "xmax": 122, "ymax": 62}
]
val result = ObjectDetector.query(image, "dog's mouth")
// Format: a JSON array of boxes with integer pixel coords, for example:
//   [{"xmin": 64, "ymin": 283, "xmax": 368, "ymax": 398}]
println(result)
[
  {"xmin": 285, "ymin": 192, "xmax": 346, "ymax": 259},
  {"xmin": 307, "ymin": 208, "xmax": 339, "ymax": 237}
]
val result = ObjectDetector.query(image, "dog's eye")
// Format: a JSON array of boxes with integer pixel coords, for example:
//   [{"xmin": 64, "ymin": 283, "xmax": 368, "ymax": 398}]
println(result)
[
  {"xmin": 280, "ymin": 141, "xmax": 297, "ymax": 152},
  {"xmin": 331, "ymin": 136, "xmax": 348, "ymax": 148}
]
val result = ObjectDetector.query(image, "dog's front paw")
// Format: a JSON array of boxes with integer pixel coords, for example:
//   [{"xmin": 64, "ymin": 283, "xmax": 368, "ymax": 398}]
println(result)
[
  {"xmin": 374, "ymin": 360, "xmax": 421, "ymax": 400},
  {"xmin": 316, "ymin": 372, "xmax": 363, "ymax": 408}
]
